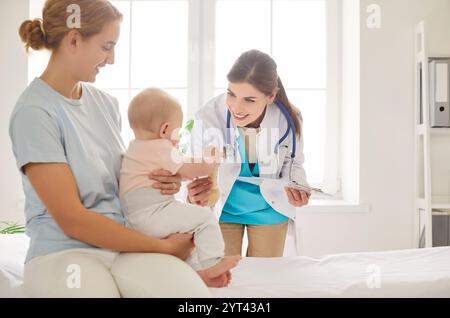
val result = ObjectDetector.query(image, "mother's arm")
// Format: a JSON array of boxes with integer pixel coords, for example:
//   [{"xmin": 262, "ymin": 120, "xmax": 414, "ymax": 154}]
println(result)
[{"xmin": 25, "ymin": 163, "xmax": 194, "ymax": 260}]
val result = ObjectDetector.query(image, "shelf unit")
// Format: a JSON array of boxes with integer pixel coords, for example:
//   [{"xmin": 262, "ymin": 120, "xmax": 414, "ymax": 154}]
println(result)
[{"xmin": 414, "ymin": 21, "xmax": 450, "ymax": 248}]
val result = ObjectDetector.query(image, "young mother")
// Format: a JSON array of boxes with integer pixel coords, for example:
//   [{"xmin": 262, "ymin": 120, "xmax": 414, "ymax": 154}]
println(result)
[
  {"xmin": 10, "ymin": 0, "xmax": 210, "ymax": 297},
  {"xmin": 187, "ymin": 50, "xmax": 310, "ymax": 257}
]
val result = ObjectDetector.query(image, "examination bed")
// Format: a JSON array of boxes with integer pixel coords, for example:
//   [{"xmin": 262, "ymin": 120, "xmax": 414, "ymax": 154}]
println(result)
[{"xmin": 1, "ymin": 234, "xmax": 450, "ymax": 298}]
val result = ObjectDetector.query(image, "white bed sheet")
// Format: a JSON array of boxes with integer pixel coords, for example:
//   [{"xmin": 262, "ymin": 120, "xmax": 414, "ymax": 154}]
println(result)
[
  {"xmin": 0, "ymin": 234, "xmax": 29, "ymax": 298},
  {"xmin": 1, "ymin": 234, "xmax": 450, "ymax": 298},
  {"xmin": 211, "ymin": 247, "xmax": 450, "ymax": 297}
]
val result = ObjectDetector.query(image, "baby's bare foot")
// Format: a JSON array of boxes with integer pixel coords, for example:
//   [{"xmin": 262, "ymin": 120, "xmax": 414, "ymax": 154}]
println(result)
[
  {"xmin": 197, "ymin": 255, "xmax": 241, "ymax": 288},
  {"xmin": 205, "ymin": 255, "xmax": 241, "ymax": 279},
  {"xmin": 198, "ymin": 270, "xmax": 231, "ymax": 288}
]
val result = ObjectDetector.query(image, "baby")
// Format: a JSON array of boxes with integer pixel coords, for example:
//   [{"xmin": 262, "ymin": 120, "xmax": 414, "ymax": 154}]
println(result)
[{"xmin": 119, "ymin": 88, "xmax": 240, "ymax": 288}]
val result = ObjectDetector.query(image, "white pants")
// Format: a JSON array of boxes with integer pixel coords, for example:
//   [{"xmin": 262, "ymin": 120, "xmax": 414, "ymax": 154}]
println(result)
[
  {"xmin": 122, "ymin": 189, "xmax": 225, "ymax": 270},
  {"xmin": 24, "ymin": 248, "xmax": 212, "ymax": 298}
]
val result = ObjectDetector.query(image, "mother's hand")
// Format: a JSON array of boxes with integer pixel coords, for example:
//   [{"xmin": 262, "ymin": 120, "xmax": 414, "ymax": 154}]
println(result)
[
  {"xmin": 187, "ymin": 177, "xmax": 213, "ymax": 206},
  {"xmin": 163, "ymin": 233, "xmax": 195, "ymax": 260},
  {"xmin": 285, "ymin": 187, "xmax": 310, "ymax": 207},
  {"xmin": 149, "ymin": 169, "xmax": 182, "ymax": 195}
]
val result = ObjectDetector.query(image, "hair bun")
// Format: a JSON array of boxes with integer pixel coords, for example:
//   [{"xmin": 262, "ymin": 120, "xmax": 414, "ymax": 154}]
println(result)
[{"xmin": 19, "ymin": 18, "xmax": 46, "ymax": 52}]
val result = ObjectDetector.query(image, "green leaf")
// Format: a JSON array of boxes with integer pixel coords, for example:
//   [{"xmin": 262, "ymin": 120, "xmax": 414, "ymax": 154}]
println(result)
[
  {"xmin": 184, "ymin": 119, "xmax": 194, "ymax": 133},
  {"xmin": 0, "ymin": 221, "xmax": 26, "ymax": 234}
]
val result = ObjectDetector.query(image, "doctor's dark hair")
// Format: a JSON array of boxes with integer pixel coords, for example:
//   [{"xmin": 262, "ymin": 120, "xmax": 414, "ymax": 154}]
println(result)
[
  {"xmin": 19, "ymin": 0, "xmax": 122, "ymax": 52},
  {"xmin": 227, "ymin": 49, "xmax": 302, "ymax": 138}
]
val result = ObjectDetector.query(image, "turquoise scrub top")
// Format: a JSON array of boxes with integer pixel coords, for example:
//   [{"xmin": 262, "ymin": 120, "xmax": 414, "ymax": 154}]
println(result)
[{"xmin": 220, "ymin": 128, "xmax": 288, "ymax": 225}]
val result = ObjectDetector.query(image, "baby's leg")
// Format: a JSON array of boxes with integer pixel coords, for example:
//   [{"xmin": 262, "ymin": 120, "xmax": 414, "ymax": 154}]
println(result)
[
  {"xmin": 162, "ymin": 201, "xmax": 241, "ymax": 287},
  {"xmin": 189, "ymin": 210, "xmax": 241, "ymax": 284},
  {"xmin": 164, "ymin": 202, "xmax": 232, "ymax": 266},
  {"xmin": 185, "ymin": 249, "xmax": 201, "ymax": 271},
  {"xmin": 157, "ymin": 201, "xmax": 223, "ymax": 264}
]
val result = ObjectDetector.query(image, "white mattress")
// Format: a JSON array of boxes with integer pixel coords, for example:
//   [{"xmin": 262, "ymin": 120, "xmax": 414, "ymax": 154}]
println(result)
[{"xmin": 2, "ymin": 234, "xmax": 450, "ymax": 298}]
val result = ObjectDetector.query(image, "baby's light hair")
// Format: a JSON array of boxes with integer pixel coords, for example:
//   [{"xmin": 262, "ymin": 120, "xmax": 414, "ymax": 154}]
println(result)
[{"xmin": 128, "ymin": 88, "xmax": 182, "ymax": 133}]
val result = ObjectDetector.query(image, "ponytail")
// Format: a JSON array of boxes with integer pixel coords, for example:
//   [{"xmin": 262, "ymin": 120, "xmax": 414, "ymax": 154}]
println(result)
[{"xmin": 276, "ymin": 77, "xmax": 302, "ymax": 138}]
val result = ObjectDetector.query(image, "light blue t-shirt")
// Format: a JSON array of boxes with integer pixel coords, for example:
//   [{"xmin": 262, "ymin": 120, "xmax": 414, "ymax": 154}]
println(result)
[{"xmin": 9, "ymin": 78, "xmax": 126, "ymax": 262}]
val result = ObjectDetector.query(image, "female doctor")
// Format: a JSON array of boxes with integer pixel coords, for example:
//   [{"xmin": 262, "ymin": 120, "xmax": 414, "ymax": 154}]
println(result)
[{"xmin": 187, "ymin": 50, "xmax": 310, "ymax": 257}]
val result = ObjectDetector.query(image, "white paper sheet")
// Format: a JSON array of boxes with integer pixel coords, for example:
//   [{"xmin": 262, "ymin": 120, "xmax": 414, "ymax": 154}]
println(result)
[{"xmin": 236, "ymin": 176, "xmax": 332, "ymax": 196}]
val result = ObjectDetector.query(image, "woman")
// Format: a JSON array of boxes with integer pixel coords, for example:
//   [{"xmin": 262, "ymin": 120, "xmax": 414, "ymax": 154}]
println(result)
[
  {"xmin": 187, "ymin": 50, "xmax": 310, "ymax": 257},
  {"xmin": 10, "ymin": 0, "xmax": 210, "ymax": 297}
]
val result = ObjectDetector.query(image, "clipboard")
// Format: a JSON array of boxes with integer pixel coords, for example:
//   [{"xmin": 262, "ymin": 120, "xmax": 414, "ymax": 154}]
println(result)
[{"xmin": 236, "ymin": 176, "xmax": 332, "ymax": 196}]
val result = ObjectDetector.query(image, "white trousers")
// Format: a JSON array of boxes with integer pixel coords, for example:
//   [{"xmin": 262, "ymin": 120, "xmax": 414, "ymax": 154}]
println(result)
[
  {"xmin": 24, "ymin": 248, "xmax": 212, "ymax": 298},
  {"xmin": 122, "ymin": 189, "xmax": 225, "ymax": 270}
]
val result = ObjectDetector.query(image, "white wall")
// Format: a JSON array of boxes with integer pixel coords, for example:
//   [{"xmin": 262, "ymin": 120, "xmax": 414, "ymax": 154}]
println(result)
[
  {"xmin": 297, "ymin": 0, "xmax": 450, "ymax": 257},
  {"xmin": 0, "ymin": 0, "xmax": 28, "ymax": 224}
]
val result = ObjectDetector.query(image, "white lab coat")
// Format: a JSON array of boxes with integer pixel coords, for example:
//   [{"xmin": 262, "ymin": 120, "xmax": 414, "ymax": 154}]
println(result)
[{"xmin": 190, "ymin": 93, "xmax": 309, "ymax": 221}]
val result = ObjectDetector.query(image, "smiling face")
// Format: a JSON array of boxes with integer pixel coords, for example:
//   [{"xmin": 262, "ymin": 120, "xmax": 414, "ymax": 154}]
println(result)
[
  {"xmin": 70, "ymin": 19, "xmax": 121, "ymax": 83},
  {"xmin": 226, "ymin": 82, "xmax": 277, "ymax": 127}
]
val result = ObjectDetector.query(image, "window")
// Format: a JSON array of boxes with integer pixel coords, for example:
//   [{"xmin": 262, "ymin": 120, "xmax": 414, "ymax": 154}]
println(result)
[
  {"xmin": 29, "ymin": 0, "xmax": 189, "ymax": 147},
  {"xmin": 28, "ymin": 0, "xmax": 340, "ymax": 193}
]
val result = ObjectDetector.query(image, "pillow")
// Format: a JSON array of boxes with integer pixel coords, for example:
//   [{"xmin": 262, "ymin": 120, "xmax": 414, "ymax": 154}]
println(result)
[{"xmin": 0, "ymin": 233, "xmax": 29, "ymax": 297}]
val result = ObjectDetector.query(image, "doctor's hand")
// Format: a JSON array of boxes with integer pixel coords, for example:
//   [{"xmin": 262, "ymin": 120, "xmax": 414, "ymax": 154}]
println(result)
[
  {"xmin": 187, "ymin": 176, "xmax": 213, "ymax": 206},
  {"xmin": 285, "ymin": 187, "xmax": 310, "ymax": 207},
  {"xmin": 149, "ymin": 169, "xmax": 182, "ymax": 195}
]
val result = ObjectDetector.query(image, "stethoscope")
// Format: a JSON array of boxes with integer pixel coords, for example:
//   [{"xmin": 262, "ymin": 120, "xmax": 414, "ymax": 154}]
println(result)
[{"xmin": 225, "ymin": 99, "xmax": 299, "ymax": 184}]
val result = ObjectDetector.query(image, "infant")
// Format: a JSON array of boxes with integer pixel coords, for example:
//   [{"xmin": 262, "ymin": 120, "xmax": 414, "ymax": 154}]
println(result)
[{"xmin": 119, "ymin": 88, "xmax": 240, "ymax": 288}]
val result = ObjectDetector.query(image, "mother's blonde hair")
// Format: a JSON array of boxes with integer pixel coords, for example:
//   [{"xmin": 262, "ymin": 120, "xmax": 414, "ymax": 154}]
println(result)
[{"xmin": 19, "ymin": 0, "xmax": 122, "ymax": 52}]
